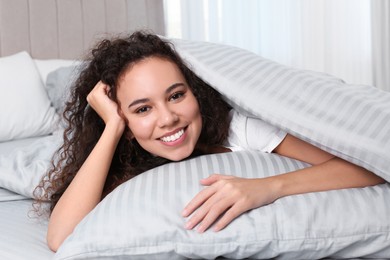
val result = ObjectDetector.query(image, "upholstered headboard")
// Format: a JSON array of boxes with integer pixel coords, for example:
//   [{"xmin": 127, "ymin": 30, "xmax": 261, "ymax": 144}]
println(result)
[{"xmin": 0, "ymin": 0, "xmax": 165, "ymax": 59}]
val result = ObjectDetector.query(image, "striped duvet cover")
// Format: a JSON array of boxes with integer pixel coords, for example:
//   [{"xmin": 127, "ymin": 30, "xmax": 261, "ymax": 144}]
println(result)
[{"xmin": 174, "ymin": 39, "xmax": 390, "ymax": 182}]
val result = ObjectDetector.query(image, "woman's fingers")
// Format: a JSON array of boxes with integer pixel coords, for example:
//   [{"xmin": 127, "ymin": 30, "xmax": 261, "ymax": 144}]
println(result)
[
  {"xmin": 182, "ymin": 186, "xmax": 216, "ymax": 218},
  {"xmin": 87, "ymin": 81, "xmax": 106, "ymax": 102},
  {"xmin": 200, "ymin": 174, "xmax": 233, "ymax": 185},
  {"xmin": 183, "ymin": 187, "xmax": 228, "ymax": 230},
  {"xmin": 183, "ymin": 176, "xmax": 239, "ymax": 232},
  {"xmin": 183, "ymin": 177, "xmax": 275, "ymax": 233},
  {"xmin": 182, "ymin": 174, "xmax": 227, "ymax": 217},
  {"xmin": 184, "ymin": 189, "xmax": 247, "ymax": 233},
  {"xmin": 194, "ymin": 197, "xmax": 234, "ymax": 233},
  {"xmin": 212, "ymin": 203, "xmax": 245, "ymax": 232},
  {"xmin": 86, "ymin": 81, "xmax": 125, "ymax": 130}
]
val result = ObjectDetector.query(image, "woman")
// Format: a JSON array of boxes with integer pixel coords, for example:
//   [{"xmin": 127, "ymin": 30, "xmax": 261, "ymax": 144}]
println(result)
[{"xmin": 35, "ymin": 31, "xmax": 384, "ymax": 252}]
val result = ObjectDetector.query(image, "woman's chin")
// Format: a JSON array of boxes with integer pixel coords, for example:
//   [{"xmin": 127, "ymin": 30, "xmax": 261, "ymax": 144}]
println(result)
[
  {"xmin": 165, "ymin": 154, "xmax": 190, "ymax": 162},
  {"xmin": 163, "ymin": 148, "xmax": 194, "ymax": 162}
]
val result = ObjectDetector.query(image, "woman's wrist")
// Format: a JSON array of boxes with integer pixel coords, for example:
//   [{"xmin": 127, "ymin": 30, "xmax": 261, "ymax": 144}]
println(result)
[
  {"xmin": 104, "ymin": 117, "xmax": 126, "ymax": 139},
  {"xmin": 252, "ymin": 176, "xmax": 285, "ymax": 205},
  {"xmin": 270, "ymin": 171, "xmax": 308, "ymax": 200},
  {"xmin": 266, "ymin": 176, "xmax": 285, "ymax": 202}
]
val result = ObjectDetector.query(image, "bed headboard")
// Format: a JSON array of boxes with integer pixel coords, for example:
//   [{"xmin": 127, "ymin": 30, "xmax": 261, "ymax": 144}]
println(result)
[{"xmin": 0, "ymin": 0, "xmax": 165, "ymax": 59}]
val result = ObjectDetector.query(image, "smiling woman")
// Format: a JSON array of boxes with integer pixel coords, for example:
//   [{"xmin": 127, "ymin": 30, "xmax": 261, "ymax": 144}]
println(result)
[
  {"xmin": 33, "ymin": 30, "xmax": 384, "ymax": 252},
  {"xmin": 34, "ymin": 31, "xmax": 232, "ymax": 251}
]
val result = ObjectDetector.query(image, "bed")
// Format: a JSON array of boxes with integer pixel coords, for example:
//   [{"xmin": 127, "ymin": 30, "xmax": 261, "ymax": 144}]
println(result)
[{"xmin": 1, "ymin": 1, "xmax": 390, "ymax": 259}]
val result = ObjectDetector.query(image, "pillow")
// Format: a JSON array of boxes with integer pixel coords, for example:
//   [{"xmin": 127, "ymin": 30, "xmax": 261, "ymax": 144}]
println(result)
[
  {"xmin": 34, "ymin": 59, "xmax": 78, "ymax": 85},
  {"xmin": 0, "ymin": 131, "xmax": 62, "ymax": 198},
  {"xmin": 55, "ymin": 151, "xmax": 390, "ymax": 259},
  {"xmin": 0, "ymin": 52, "xmax": 58, "ymax": 142},
  {"xmin": 45, "ymin": 66, "xmax": 80, "ymax": 113}
]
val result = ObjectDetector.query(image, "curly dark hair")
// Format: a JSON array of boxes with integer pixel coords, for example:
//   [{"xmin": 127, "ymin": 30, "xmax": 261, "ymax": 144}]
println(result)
[{"xmin": 33, "ymin": 31, "xmax": 231, "ymax": 214}]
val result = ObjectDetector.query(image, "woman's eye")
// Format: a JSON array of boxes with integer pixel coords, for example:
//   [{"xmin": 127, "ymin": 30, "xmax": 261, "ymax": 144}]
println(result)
[
  {"xmin": 135, "ymin": 106, "xmax": 150, "ymax": 114},
  {"xmin": 169, "ymin": 92, "xmax": 185, "ymax": 101}
]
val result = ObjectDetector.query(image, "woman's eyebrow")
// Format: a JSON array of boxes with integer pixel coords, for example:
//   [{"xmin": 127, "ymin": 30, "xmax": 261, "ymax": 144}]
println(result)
[
  {"xmin": 128, "ymin": 98, "xmax": 150, "ymax": 108},
  {"xmin": 128, "ymin": 82, "xmax": 186, "ymax": 108},
  {"xmin": 165, "ymin": 82, "xmax": 185, "ymax": 93}
]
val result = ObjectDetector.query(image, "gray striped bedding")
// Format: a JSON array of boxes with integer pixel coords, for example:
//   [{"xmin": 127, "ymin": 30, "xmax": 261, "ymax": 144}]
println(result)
[
  {"xmin": 172, "ymin": 39, "xmax": 390, "ymax": 182},
  {"xmin": 53, "ymin": 40, "xmax": 390, "ymax": 259},
  {"xmin": 55, "ymin": 151, "xmax": 390, "ymax": 259}
]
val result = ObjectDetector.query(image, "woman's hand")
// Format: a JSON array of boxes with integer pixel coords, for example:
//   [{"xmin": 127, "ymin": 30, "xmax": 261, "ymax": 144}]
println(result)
[
  {"xmin": 182, "ymin": 174, "xmax": 281, "ymax": 233},
  {"xmin": 86, "ymin": 81, "xmax": 125, "ymax": 133}
]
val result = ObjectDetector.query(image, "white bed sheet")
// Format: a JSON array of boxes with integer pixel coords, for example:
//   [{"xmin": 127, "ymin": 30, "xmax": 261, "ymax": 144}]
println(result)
[
  {"xmin": 0, "ymin": 135, "xmax": 43, "ymax": 155},
  {"xmin": 0, "ymin": 187, "xmax": 26, "ymax": 202},
  {"xmin": 0, "ymin": 196, "xmax": 53, "ymax": 259},
  {"xmin": 0, "ymin": 136, "xmax": 54, "ymax": 258}
]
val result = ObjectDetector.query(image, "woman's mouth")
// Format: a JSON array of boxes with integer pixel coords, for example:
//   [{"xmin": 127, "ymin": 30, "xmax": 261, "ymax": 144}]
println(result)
[{"xmin": 160, "ymin": 128, "xmax": 185, "ymax": 143}]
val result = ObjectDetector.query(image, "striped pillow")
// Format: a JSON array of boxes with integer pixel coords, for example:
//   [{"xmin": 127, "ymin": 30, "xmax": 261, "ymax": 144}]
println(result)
[
  {"xmin": 55, "ymin": 151, "xmax": 390, "ymax": 259},
  {"xmin": 55, "ymin": 39, "xmax": 390, "ymax": 259}
]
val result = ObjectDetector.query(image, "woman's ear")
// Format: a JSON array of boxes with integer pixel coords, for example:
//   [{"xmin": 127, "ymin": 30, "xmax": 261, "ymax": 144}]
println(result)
[{"xmin": 125, "ymin": 129, "xmax": 135, "ymax": 140}]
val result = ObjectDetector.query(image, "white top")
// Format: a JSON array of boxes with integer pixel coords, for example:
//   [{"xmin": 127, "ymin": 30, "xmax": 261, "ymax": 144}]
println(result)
[{"xmin": 224, "ymin": 110, "xmax": 287, "ymax": 153}]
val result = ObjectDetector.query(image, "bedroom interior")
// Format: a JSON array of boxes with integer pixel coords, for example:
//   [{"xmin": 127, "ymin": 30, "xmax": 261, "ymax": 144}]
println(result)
[{"xmin": 0, "ymin": 0, "xmax": 389, "ymax": 259}]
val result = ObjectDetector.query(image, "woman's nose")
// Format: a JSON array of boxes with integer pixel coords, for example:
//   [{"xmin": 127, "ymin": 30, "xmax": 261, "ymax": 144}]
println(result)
[{"xmin": 157, "ymin": 106, "xmax": 179, "ymax": 127}]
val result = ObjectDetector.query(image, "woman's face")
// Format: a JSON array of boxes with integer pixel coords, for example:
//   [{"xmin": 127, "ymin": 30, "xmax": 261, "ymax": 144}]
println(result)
[{"xmin": 116, "ymin": 57, "xmax": 202, "ymax": 161}]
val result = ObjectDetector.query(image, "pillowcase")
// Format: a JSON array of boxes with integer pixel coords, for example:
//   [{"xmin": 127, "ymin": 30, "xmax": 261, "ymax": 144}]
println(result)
[
  {"xmin": 34, "ymin": 59, "xmax": 78, "ymax": 85},
  {"xmin": 45, "ymin": 65, "xmax": 80, "ymax": 113},
  {"xmin": 0, "ymin": 52, "xmax": 58, "ymax": 142},
  {"xmin": 0, "ymin": 130, "xmax": 62, "ymax": 198},
  {"xmin": 55, "ymin": 151, "xmax": 390, "ymax": 259}
]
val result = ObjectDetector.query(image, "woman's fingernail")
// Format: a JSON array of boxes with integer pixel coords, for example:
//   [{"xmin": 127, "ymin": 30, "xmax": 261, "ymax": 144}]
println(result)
[
  {"xmin": 197, "ymin": 225, "xmax": 205, "ymax": 233},
  {"xmin": 185, "ymin": 221, "xmax": 192, "ymax": 230}
]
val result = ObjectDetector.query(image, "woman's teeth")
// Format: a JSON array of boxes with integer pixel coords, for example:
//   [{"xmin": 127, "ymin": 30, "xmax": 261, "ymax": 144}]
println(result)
[{"xmin": 160, "ymin": 129, "xmax": 184, "ymax": 142}]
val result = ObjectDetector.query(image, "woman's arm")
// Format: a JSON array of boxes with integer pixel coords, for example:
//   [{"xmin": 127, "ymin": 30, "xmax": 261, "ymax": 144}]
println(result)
[
  {"xmin": 47, "ymin": 82, "xmax": 125, "ymax": 252},
  {"xmin": 273, "ymin": 135, "xmax": 385, "ymax": 195},
  {"xmin": 182, "ymin": 134, "xmax": 385, "ymax": 233}
]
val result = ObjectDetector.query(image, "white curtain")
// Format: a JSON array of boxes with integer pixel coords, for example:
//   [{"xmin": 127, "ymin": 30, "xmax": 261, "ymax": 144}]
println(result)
[
  {"xmin": 164, "ymin": 0, "xmax": 389, "ymax": 91},
  {"xmin": 371, "ymin": 0, "xmax": 390, "ymax": 92}
]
